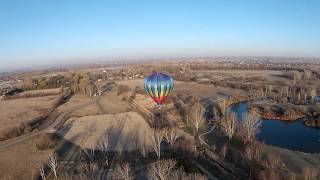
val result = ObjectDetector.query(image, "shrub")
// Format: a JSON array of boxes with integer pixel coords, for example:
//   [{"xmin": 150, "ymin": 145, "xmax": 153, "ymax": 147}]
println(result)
[
  {"xmin": 117, "ymin": 85, "xmax": 131, "ymax": 95},
  {"xmin": 0, "ymin": 123, "xmax": 31, "ymax": 141},
  {"xmin": 35, "ymin": 133, "xmax": 59, "ymax": 150}
]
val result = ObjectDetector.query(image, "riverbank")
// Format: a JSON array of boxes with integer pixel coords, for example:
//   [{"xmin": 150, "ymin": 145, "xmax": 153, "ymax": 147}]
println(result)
[
  {"xmin": 304, "ymin": 119, "xmax": 320, "ymax": 128},
  {"xmin": 229, "ymin": 101, "xmax": 320, "ymax": 153},
  {"xmin": 248, "ymin": 99, "xmax": 306, "ymax": 121}
]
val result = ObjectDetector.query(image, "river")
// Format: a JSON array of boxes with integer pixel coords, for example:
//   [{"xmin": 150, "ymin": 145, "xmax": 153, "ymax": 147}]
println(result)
[{"xmin": 230, "ymin": 101, "xmax": 320, "ymax": 153}]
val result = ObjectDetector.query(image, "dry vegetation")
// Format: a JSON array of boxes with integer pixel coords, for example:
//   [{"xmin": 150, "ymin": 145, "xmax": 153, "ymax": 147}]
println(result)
[
  {"xmin": 0, "ymin": 89, "xmax": 71, "ymax": 141},
  {"xmin": 1, "ymin": 61, "xmax": 320, "ymax": 179},
  {"xmin": 0, "ymin": 95, "xmax": 58, "ymax": 132},
  {"xmin": 0, "ymin": 134, "xmax": 55, "ymax": 179},
  {"xmin": 57, "ymin": 112, "xmax": 155, "ymax": 151},
  {"xmin": 56, "ymin": 94, "xmax": 92, "ymax": 113}
]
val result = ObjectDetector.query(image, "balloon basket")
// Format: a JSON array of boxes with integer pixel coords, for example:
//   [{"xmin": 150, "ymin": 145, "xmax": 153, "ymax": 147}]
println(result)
[{"xmin": 155, "ymin": 104, "xmax": 164, "ymax": 109}]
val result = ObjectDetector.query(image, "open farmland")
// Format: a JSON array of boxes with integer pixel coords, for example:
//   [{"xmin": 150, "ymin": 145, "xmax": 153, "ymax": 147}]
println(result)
[
  {"xmin": 0, "ymin": 95, "xmax": 59, "ymax": 132},
  {"xmin": 116, "ymin": 79, "xmax": 240, "ymax": 98},
  {"xmin": 193, "ymin": 70, "xmax": 284, "ymax": 77},
  {"xmin": 197, "ymin": 69, "xmax": 289, "ymax": 82}
]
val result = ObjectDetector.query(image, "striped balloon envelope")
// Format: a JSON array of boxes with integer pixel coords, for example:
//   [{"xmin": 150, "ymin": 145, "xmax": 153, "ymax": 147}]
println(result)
[{"xmin": 144, "ymin": 72, "xmax": 174, "ymax": 105}]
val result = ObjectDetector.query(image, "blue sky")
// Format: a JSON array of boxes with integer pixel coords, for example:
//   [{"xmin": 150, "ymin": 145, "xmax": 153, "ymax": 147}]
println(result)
[{"xmin": 0, "ymin": 0, "xmax": 320, "ymax": 71}]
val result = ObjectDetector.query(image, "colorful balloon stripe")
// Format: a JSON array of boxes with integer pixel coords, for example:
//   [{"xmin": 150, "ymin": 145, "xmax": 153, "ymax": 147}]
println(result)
[{"xmin": 144, "ymin": 72, "xmax": 174, "ymax": 105}]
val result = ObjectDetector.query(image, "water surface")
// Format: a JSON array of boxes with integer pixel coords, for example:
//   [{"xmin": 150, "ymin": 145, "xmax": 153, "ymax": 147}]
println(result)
[{"xmin": 230, "ymin": 102, "xmax": 320, "ymax": 153}]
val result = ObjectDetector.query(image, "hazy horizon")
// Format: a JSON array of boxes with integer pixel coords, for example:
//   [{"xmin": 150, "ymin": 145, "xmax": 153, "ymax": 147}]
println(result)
[{"xmin": 1, "ymin": 0, "xmax": 320, "ymax": 72}]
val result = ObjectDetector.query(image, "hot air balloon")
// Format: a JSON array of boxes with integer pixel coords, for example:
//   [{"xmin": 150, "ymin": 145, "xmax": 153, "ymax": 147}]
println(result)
[{"xmin": 144, "ymin": 72, "xmax": 174, "ymax": 105}]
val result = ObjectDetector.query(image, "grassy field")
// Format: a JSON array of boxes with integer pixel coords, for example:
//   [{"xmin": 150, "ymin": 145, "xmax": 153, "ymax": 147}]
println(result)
[
  {"xmin": 0, "ymin": 95, "xmax": 59, "ymax": 131},
  {"xmin": 97, "ymin": 92, "xmax": 132, "ymax": 113},
  {"xmin": 264, "ymin": 145, "xmax": 320, "ymax": 175},
  {"xmin": 0, "ymin": 134, "xmax": 54, "ymax": 179},
  {"xmin": 61, "ymin": 91, "xmax": 132, "ymax": 117},
  {"xmin": 57, "ymin": 94, "xmax": 92, "ymax": 114},
  {"xmin": 70, "ymin": 103, "xmax": 102, "ymax": 117},
  {"xmin": 57, "ymin": 112, "xmax": 154, "ymax": 152}
]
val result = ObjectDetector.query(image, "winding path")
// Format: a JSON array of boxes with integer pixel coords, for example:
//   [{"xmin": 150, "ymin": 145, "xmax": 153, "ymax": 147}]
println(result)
[{"xmin": 199, "ymin": 124, "xmax": 217, "ymax": 146}]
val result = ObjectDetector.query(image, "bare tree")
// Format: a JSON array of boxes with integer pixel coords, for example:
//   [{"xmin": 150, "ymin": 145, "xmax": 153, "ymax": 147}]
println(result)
[
  {"xmin": 140, "ymin": 134, "xmax": 147, "ymax": 157},
  {"xmin": 148, "ymin": 159, "xmax": 177, "ymax": 180},
  {"xmin": 113, "ymin": 163, "xmax": 132, "ymax": 180},
  {"xmin": 98, "ymin": 138, "xmax": 108, "ymax": 154},
  {"xmin": 23, "ymin": 76, "xmax": 34, "ymax": 90},
  {"xmin": 39, "ymin": 165, "xmax": 46, "ymax": 180},
  {"xmin": 302, "ymin": 166, "xmax": 318, "ymax": 180},
  {"xmin": 259, "ymin": 154, "xmax": 282, "ymax": 180},
  {"xmin": 303, "ymin": 70, "xmax": 312, "ymax": 80},
  {"xmin": 171, "ymin": 168, "xmax": 206, "ymax": 180},
  {"xmin": 268, "ymin": 85, "xmax": 272, "ymax": 95},
  {"xmin": 151, "ymin": 130, "xmax": 164, "ymax": 159},
  {"xmin": 309, "ymin": 88, "xmax": 316, "ymax": 103},
  {"xmin": 220, "ymin": 143, "xmax": 228, "ymax": 160},
  {"xmin": 292, "ymin": 70, "xmax": 302, "ymax": 83},
  {"xmin": 189, "ymin": 102, "xmax": 205, "ymax": 132},
  {"xmin": 243, "ymin": 143, "xmax": 262, "ymax": 161},
  {"xmin": 289, "ymin": 172, "xmax": 296, "ymax": 180},
  {"xmin": 98, "ymin": 134, "xmax": 109, "ymax": 165},
  {"xmin": 163, "ymin": 128, "xmax": 180, "ymax": 146},
  {"xmin": 217, "ymin": 99, "xmax": 226, "ymax": 115},
  {"xmin": 48, "ymin": 154, "xmax": 58, "ymax": 178},
  {"xmin": 80, "ymin": 162, "xmax": 104, "ymax": 179},
  {"xmin": 238, "ymin": 113, "xmax": 262, "ymax": 144},
  {"xmin": 220, "ymin": 112, "xmax": 237, "ymax": 140},
  {"xmin": 83, "ymin": 145, "xmax": 95, "ymax": 162}
]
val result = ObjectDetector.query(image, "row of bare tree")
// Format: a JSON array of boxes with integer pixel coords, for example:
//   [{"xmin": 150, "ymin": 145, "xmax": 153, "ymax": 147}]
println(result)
[
  {"xmin": 249, "ymin": 84, "xmax": 317, "ymax": 105},
  {"xmin": 220, "ymin": 112, "xmax": 261, "ymax": 144}
]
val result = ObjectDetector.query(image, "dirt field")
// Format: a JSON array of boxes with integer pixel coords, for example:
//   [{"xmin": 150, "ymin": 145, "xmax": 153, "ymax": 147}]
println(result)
[
  {"xmin": 57, "ymin": 112, "xmax": 154, "ymax": 152},
  {"xmin": 0, "ymin": 135, "xmax": 53, "ymax": 179},
  {"xmin": 115, "ymin": 79, "xmax": 143, "ymax": 89},
  {"xmin": 57, "ymin": 94, "xmax": 92, "ymax": 113},
  {"xmin": 97, "ymin": 92, "xmax": 132, "ymax": 113},
  {"xmin": 0, "ymin": 95, "xmax": 59, "ymax": 131},
  {"xmin": 70, "ymin": 103, "xmax": 102, "ymax": 117}
]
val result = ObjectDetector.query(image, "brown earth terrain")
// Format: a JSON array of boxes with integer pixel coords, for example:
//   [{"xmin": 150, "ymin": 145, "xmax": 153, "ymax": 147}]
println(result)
[
  {"xmin": 0, "ymin": 95, "xmax": 59, "ymax": 132},
  {"xmin": 0, "ymin": 134, "xmax": 54, "ymax": 179}
]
